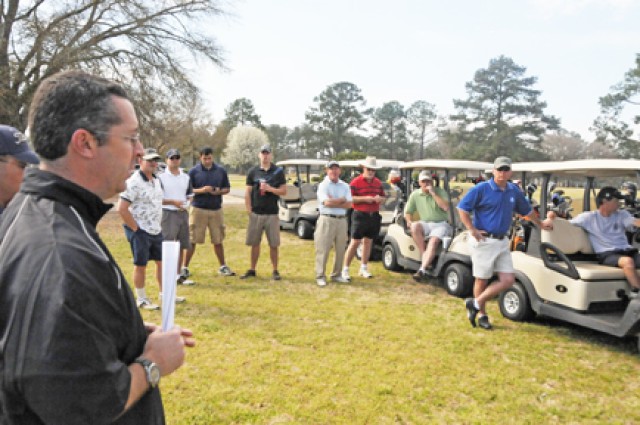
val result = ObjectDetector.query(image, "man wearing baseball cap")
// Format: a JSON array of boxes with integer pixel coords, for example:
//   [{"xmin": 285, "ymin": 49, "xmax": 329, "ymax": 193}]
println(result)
[
  {"xmin": 458, "ymin": 156, "xmax": 553, "ymax": 330},
  {"xmin": 0, "ymin": 124, "xmax": 39, "ymax": 214},
  {"xmin": 404, "ymin": 170, "xmax": 452, "ymax": 282},
  {"xmin": 314, "ymin": 160, "xmax": 352, "ymax": 286},
  {"xmin": 548, "ymin": 186, "xmax": 640, "ymax": 292}
]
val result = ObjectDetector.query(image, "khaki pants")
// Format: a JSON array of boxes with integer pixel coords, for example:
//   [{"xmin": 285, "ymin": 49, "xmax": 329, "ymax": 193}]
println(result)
[{"xmin": 314, "ymin": 215, "xmax": 348, "ymax": 279}]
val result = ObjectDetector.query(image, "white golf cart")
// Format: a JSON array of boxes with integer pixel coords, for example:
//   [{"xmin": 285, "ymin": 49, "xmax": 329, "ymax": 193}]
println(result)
[
  {"xmin": 339, "ymin": 159, "xmax": 405, "ymax": 260},
  {"xmin": 502, "ymin": 159, "xmax": 640, "ymax": 351},
  {"xmin": 381, "ymin": 159, "xmax": 492, "ymax": 296},
  {"xmin": 276, "ymin": 159, "xmax": 327, "ymax": 239}
]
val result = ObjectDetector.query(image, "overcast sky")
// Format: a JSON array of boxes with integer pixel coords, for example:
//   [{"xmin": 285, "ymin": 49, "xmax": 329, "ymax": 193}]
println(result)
[{"xmin": 194, "ymin": 0, "xmax": 639, "ymax": 142}]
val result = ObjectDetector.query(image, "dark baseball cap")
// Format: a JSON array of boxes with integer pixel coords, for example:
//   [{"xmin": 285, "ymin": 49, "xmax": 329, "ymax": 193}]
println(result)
[
  {"xmin": 166, "ymin": 148, "xmax": 180, "ymax": 158},
  {"xmin": 0, "ymin": 125, "xmax": 39, "ymax": 164},
  {"xmin": 260, "ymin": 144, "xmax": 272, "ymax": 153},
  {"xmin": 597, "ymin": 186, "xmax": 624, "ymax": 203}
]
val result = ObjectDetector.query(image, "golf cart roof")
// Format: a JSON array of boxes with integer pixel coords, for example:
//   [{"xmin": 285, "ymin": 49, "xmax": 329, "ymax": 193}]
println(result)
[
  {"xmin": 276, "ymin": 159, "xmax": 328, "ymax": 167},
  {"xmin": 339, "ymin": 159, "xmax": 404, "ymax": 168},
  {"xmin": 525, "ymin": 159, "xmax": 640, "ymax": 177},
  {"xmin": 400, "ymin": 159, "xmax": 492, "ymax": 171}
]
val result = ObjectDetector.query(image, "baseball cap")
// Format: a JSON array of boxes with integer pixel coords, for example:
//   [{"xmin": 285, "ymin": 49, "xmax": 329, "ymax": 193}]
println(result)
[
  {"xmin": 597, "ymin": 186, "xmax": 624, "ymax": 203},
  {"xmin": 418, "ymin": 170, "xmax": 432, "ymax": 181},
  {"xmin": 142, "ymin": 148, "xmax": 161, "ymax": 161},
  {"xmin": 166, "ymin": 148, "xmax": 180, "ymax": 158},
  {"xmin": 260, "ymin": 144, "xmax": 272, "ymax": 153},
  {"xmin": 494, "ymin": 156, "xmax": 512, "ymax": 169},
  {"xmin": 0, "ymin": 125, "xmax": 39, "ymax": 164},
  {"xmin": 326, "ymin": 160, "xmax": 340, "ymax": 168}
]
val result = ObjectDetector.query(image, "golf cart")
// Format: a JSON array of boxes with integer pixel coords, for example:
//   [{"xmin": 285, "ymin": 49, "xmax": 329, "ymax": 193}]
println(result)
[
  {"xmin": 276, "ymin": 159, "xmax": 327, "ymax": 239},
  {"xmin": 339, "ymin": 159, "xmax": 405, "ymax": 260},
  {"xmin": 502, "ymin": 159, "xmax": 640, "ymax": 351},
  {"xmin": 381, "ymin": 159, "xmax": 492, "ymax": 297}
]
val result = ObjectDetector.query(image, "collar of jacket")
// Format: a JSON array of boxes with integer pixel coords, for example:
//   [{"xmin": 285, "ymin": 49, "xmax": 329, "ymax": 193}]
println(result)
[{"xmin": 20, "ymin": 168, "xmax": 113, "ymax": 228}]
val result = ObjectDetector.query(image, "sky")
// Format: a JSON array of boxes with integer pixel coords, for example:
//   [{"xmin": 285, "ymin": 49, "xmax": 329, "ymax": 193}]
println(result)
[{"xmin": 193, "ymin": 0, "xmax": 640, "ymax": 142}]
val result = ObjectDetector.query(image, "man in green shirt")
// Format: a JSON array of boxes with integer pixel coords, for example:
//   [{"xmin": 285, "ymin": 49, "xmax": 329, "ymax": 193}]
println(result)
[{"xmin": 404, "ymin": 170, "xmax": 452, "ymax": 282}]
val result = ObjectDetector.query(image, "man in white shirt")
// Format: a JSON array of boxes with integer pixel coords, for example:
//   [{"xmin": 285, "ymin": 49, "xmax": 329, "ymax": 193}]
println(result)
[
  {"xmin": 159, "ymin": 148, "xmax": 194, "ymax": 286},
  {"xmin": 314, "ymin": 160, "xmax": 353, "ymax": 286}
]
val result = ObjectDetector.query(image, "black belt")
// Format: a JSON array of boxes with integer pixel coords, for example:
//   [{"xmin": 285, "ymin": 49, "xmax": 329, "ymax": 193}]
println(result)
[
  {"xmin": 321, "ymin": 214, "xmax": 346, "ymax": 219},
  {"xmin": 483, "ymin": 232, "xmax": 506, "ymax": 240},
  {"xmin": 354, "ymin": 211, "xmax": 379, "ymax": 216}
]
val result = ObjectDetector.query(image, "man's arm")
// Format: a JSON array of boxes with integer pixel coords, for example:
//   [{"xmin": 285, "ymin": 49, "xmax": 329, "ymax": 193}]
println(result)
[
  {"xmin": 457, "ymin": 208, "xmax": 484, "ymax": 241},
  {"xmin": 264, "ymin": 183, "xmax": 287, "ymax": 196},
  {"xmin": 431, "ymin": 188, "xmax": 449, "ymax": 211},
  {"xmin": 121, "ymin": 327, "xmax": 196, "ymax": 414},
  {"xmin": 117, "ymin": 198, "xmax": 139, "ymax": 231},
  {"xmin": 244, "ymin": 185, "xmax": 253, "ymax": 213}
]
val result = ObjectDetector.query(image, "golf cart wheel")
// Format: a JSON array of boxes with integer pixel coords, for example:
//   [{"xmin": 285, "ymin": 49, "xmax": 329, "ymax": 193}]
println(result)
[
  {"xmin": 499, "ymin": 282, "xmax": 534, "ymax": 322},
  {"xmin": 382, "ymin": 244, "xmax": 401, "ymax": 271},
  {"xmin": 443, "ymin": 263, "xmax": 473, "ymax": 298},
  {"xmin": 296, "ymin": 220, "xmax": 314, "ymax": 239}
]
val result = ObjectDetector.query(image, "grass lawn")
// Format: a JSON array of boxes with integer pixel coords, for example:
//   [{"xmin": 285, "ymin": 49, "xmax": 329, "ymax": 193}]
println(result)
[{"xmin": 100, "ymin": 204, "xmax": 640, "ymax": 424}]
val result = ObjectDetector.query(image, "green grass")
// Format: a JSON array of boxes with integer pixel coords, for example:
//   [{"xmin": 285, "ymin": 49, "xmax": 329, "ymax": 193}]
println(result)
[{"xmin": 99, "ymin": 205, "xmax": 640, "ymax": 424}]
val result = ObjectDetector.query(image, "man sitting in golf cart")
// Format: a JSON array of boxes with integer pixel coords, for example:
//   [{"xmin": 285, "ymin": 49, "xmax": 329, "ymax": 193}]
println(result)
[
  {"xmin": 547, "ymin": 186, "xmax": 640, "ymax": 292},
  {"xmin": 404, "ymin": 170, "xmax": 452, "ymax": 282}
]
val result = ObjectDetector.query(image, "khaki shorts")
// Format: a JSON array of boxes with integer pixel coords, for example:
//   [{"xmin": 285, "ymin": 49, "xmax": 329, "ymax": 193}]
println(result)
[
  {"xmin": 468, "ymin": 237, "xmax": 513, "ymax": 279},
  {"xmin": 245, "ymin": 213, "xmax": 280, "ymax": 247},
  {"xmin": 189, "ymin": 206, "xmax": 225, "ymax": 245}
]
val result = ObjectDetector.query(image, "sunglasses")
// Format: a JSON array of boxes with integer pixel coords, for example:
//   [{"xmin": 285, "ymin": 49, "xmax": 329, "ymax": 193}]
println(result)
[
  {"xmin": 169, "ymin": 156, "xmax": 181, "ymax": 160},
  {"xmin": 496, "ymin": 166, "xmax": 511, "ymax": 172}
]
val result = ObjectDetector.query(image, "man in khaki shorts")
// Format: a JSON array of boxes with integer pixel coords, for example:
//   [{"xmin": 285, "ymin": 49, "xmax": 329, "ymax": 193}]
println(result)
[
  {"xmin": 184, "ymin": 147, "xmax": 235, "ymax": 278},
  {"xmin": 240, "ymin": 145, "xmax": 287, "ymax": 281},
  {"xmin": 457, "ymin": 156, "xmax": 553, "ymax": 330}
]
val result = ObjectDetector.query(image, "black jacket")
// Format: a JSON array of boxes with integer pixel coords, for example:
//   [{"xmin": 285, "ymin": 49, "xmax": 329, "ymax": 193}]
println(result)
[{"xmin": 0, "ymin": 169, "xmax": 164, "ymax": 424}]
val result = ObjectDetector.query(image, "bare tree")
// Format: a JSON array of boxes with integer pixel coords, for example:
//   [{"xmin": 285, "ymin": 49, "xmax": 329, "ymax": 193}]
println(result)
[{"xmin": 0, "ymin": 0, "xmax": 227, "ymax": 130}]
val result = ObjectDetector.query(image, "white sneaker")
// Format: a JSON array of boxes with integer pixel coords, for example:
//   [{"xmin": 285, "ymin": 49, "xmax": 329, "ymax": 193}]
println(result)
[
  {"xmin": 137, "ymin": 297, "xmax": 159, "ymax": 310},
  {"xmin": 176, "ymin": 276, "xmax": 195, "ymax": 286},
  {"xmin": 359, "ymin": 268, "xmax": 373, "ymax": 278},
  {"xmin": 316, "ymin": 277, "xmax": 327, "ymax": 287},
  {"xmin": 160, "ymin": 294, "xmax": 186, "ymax": 304},
  {"xmin": 331, "ymin": 276, "xmax": 349, "ymax": 283},
  {"xmin": 341, "ymin": 269, "xmax": 351, "ymax": 282},
  {"xmin": 219, "ymin": 265, "xmax": 236, "ymax": 276}
]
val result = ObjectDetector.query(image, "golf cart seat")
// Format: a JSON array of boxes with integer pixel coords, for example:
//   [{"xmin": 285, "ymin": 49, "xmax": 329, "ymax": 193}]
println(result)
[
  {"xmin": 280, "ymin": 184, "xmax": 302, "ymax": 208},
  {"xmin": 541, "ymin": 218, "xmax": 626, "ymax": 281}
]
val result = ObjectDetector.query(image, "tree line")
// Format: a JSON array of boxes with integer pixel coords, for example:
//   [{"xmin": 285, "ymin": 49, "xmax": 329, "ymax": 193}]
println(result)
[{"xmin": 0, "ymin": 2, "xmax": 637, "ymax": 167}]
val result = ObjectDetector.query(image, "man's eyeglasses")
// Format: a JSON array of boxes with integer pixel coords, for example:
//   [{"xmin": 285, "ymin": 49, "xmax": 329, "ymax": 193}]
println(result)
[
  {"xmin": 0, "ymin": 157, "xmax": 28, "ymax": 169},
  {"xmin": 169, "ymin": 156, "xmax": 181, "ymax": 160},
  {"xmin": 496, "ymin": 166, "xmax": 511, "ymax": 172},
  {"xmin": 90, "ymin": 130, "xmax": 140, "ymax": 144}
]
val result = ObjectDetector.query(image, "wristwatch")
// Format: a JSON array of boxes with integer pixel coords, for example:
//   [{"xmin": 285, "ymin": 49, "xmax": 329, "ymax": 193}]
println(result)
[{"xmin": 134, "ymin": 357, "xmax": 161, "ymax": 388}]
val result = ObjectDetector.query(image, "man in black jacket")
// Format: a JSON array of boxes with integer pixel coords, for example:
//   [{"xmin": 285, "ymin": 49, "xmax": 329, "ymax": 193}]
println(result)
[{"xmin": 0, "ymin": 70, "xmax": 194, "ymax": 424}]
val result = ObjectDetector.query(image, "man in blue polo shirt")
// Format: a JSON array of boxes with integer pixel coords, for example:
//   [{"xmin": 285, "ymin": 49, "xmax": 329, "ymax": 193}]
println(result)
[
  {"xmin": 185, "ymin": 147, "xmax": 235, "ymax": 278},
  {"xmin": 457, "ymin": 156, "xmax": 553, "ymax": 330}
]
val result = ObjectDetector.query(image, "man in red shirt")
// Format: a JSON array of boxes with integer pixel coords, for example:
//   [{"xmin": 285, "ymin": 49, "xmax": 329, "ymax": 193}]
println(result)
[{"xmin": 343, "ymin": 156, "xmax": 386, "ymax": 280}]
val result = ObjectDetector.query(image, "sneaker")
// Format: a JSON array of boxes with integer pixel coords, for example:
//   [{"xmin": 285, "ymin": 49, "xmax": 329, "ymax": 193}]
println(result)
[
  {"xmin": 219, "ymin": 265, "xmax": 236, "ymax": 276},
  {"xmin": 137, "ymin": 298, "xmax": 159, "ymax": 311},
  {"xmin": 478, "ymin": 315, "xmax": 493, "ymax": 330},
  {"xmin": 331, "ymin": 276, "xmax": 349, "ymax": 283},
  {"xmin": 272, "ymin": 270, "xmax": 281, "ymax": 281},
  {"xmin": 240, "ymin": 269, "xmax": 256, "ymax": 279},
  {"xmin": 160, "ymin": 294, "xmax": 187, "ymax": 304},
  {"xmin": 180, "ymin": 267, "xmax": 190, "ymax": 278},
  {"xmin": 177, "ymin": 275, "xmax": 195, "ymax": 286},
  {"xmin": 465, "ymin": 298, "xmax": 479, "ymax": 328},
  {"xmin": 412, "ymin": 270, "xmax": 425, "ymax": 283},
  {"xmin": 316, "ymin": 277, "xmax": 327, "ymax": 287},
  {"xmin": 359, "ymin": 268, "xmax": 373, "ymax": 278},
  {"xmin": 341, "ymin": 269, "xmax": 351, "ymax": 282}
]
